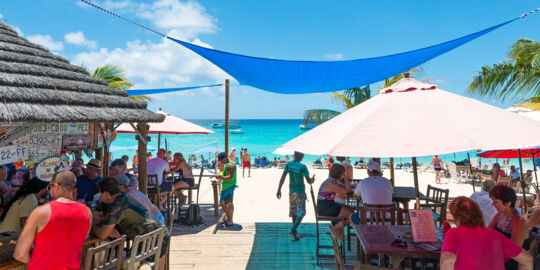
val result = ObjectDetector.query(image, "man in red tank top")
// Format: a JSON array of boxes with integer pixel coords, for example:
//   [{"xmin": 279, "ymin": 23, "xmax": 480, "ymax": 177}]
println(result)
[{"xmin": 14, "ymin": 171, "xmax": 92, "ymax": 270}]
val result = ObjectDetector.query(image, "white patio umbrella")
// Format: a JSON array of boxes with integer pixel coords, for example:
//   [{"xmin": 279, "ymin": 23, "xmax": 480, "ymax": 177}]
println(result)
[
  {"xmin": 116, "ymin": 109, "xmax": 213, "ymax": 149},
  {"xmin": 282, "ymin": 77, "xmax": 540, "ymax": 207},
  {"xmin": 272, "ymin": 147, "xmax": 294, "ymax": 156}
]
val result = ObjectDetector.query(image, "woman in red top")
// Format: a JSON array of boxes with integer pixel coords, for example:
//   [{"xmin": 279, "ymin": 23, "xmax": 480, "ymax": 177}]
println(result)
[
  {"xmin": 440, "ymin": 197, "xmax": 531, "ymax": 270},
  {"xmin": 492, "ymin": 163, "xmax": 506, "ymax": 183}
]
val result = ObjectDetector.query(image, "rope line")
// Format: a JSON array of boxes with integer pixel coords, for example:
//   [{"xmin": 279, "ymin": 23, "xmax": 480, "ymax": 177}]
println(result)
[
  {"xmin": 167, "ymin": 140, "xmax": 218, "ymax": 148},
  {"xmin": 80, "ymin": 0, "xmax": 166, "ymax": 37},
  {"xmin": 521, "ymin": 8, "xmax": 540, "ymax": 18}
]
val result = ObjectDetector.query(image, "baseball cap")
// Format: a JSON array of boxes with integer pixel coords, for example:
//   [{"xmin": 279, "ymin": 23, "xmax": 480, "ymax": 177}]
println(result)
[
  {"xmin": 87, "ymin": 159, "xmax": 102, "ymax": 169},
  {"xmin": 217, "ymin": 152, "xmax": 227, "ymax": 161},
  {"xmin": 368, "ymin": 161, "xmax": 381, "ymax": 172},
  {"xmin": 114, "ymin": 174, "xmax": 130, "ymax": 187}
]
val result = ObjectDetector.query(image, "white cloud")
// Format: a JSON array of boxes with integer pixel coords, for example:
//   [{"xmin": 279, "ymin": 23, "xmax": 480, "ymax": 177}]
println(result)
[
  {"xmin": 323, "ymin": 53, "xmax": 344, "ymax": 60},
  {"xmin": 12, "ymin": 26, "xmax": 23, "ymax": 36},
  {"xmin": 73, "ymin": 0, "xmax": 232, "ymax": 98},
  {"xmin": 27, "ymin": 34, "xmax": 64, "ymax": 51},
  {"xmin": 65, "ymin": 31, "xmax": 98, "ymax": 49},
  {"xmin": 0, "ymin": 14, "xmax": 3, "ymax": 19}
]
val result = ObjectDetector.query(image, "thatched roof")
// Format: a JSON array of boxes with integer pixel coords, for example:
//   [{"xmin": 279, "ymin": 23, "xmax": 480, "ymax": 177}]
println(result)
[{"xmin": 0, "ymin": 20, "xmax": 164, "ymax": 123}]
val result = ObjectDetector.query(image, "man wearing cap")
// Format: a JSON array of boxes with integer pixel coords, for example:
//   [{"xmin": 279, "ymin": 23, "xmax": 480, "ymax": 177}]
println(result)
[
  {"xmin": 276, "ymin": 151, "xmax": 313, "ymax": 241},
  {"xmin": 353, "ymin": 160, "xmax": 394, "ymax": 205},
  {"xmin": 215, "ymin": 152, "xmax": 237, "ymax": 228},
  {"xmin": 14, "ymin": 171, "xmax": 92, "ymax": 269},
  {"xmin": 75, "ymin": 159, "xmax": 103, "ymax": 202}
]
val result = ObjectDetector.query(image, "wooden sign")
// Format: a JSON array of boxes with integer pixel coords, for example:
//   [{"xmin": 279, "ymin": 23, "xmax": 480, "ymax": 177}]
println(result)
[
  {"xmin": 35, "ymin": 156, "xmax": 71, "ymax": 182},
  {"xmin": 32, "ymin": 123, "xmax": 89, "ymax": 135},
  {"xmin": 0, "ymin": 144, "xmax": 29, "ymax": 166},
  {"xmin": 62, "ymin": 134, "xmax": 93, "ymax": 151}
]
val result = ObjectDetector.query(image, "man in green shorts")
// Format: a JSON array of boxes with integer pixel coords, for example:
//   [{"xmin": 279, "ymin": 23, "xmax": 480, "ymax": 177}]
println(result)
[
  {"xmin": 215, "ymin": 152, "xmax": 237, "ymax": 228},
  {"xmin": 276, "ymin": 151, "xmax": 313, "ymax": 241}
]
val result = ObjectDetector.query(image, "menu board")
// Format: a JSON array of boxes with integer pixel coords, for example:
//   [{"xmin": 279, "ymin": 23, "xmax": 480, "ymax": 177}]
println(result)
[
  {"xmin": 409, "ymin": 209, "xmax": 437, "ymax": 242},
  {"xmin": 0, "ymin": 144, "xmax": 29, "ymax": 165}
]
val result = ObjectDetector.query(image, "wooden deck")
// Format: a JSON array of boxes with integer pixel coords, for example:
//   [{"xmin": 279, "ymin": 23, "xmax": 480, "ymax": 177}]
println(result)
[{"xmin": 169, "ymin": 205, "xmax": 358, "ymax": 269}]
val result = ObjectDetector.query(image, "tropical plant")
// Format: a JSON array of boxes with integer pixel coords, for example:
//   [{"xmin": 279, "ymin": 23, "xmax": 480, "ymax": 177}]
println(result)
[
  {"xmin": 468, "ymin": 38, "xmax": 540, "ymax": 104},
  {"xmin": 91, "ymin": 64, "xmax": 151, "ymax": 102}
]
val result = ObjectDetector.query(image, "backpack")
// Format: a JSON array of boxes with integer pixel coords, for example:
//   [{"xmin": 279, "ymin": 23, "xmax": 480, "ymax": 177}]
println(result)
[{"xmin": 182, "ymin": 204, "xmax": 202, "ymax": 226}]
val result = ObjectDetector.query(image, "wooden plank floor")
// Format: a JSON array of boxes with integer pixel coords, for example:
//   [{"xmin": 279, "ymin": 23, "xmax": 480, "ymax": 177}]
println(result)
[{"xmin": 169, "ymin": 205, "xmax": 358, "ymax": 269}]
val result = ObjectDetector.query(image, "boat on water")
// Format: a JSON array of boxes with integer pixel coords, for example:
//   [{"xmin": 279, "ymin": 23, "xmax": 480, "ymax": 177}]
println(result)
[
  {"xmin": 299, "ymin": 124, "xmax": 313, "ymax": 130},
  {"xmin": 211, "ymin": 120, "xmax": 241, "ymax": 129},
  {"xmin": 230, "ymin": 129, "xmax": 245, "ymax": 134}
]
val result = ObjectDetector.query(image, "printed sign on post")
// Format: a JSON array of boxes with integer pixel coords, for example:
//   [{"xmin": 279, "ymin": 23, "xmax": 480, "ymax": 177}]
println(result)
[
  {"xmin": 35, "ymin": 156, "xmax": 71, "ymax": 182},
  {"xmin": 27, "ymin": 134, "xmax": 62, "ymax": 148},
  {"xmin": 0, "ymin": 144, "xmax": 29, "ymax": 166},
  {"xmin": 31, "ymin": 123, "xmax": 89, "ymax": 135},
  {"xmin": 409, "ymin": 209, "xmax": 437, "ymax": 242},
  {"xmin": 62, "ymin": 135, "xmax": 93, "ymax": 151}
]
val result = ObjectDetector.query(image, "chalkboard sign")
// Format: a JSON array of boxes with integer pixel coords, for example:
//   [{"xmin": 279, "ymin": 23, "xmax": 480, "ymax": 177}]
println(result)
[{"xmin": 62, "ymin": 134, "xmax": 93, "ymax": 151}]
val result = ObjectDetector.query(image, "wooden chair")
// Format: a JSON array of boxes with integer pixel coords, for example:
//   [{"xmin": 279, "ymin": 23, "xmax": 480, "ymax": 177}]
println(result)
[
  {"xmin": 164, "ymin": 195, "xmax": 177, "ymax": 270},
  {"xmin": 419, "ymin": 185, "xmax": 449, "ymax": 227},
  {"xmin": 147, "ymin": 174, "xmax": 160, "ymax": 206},
  {"xmin": 329, "ymin": 225, "xmax": 354, "ymax": 270},
  {"xmin": 356, "ymin": 204, "xmax": 398, "ymax": 265},
  {"xmin": 309, "ymin": 184, "xmax": 344, "ymax": 265},
  {"xmin": 128, "ymin": 226, "xmax": 165, "ymax": 270},
  {"xmin": 83, "ymin": 235, "xmax": 126, "ymax": 270},
  {"xmin": 176, "ymin": 168, "xmax": 205, "ymax": 205}
]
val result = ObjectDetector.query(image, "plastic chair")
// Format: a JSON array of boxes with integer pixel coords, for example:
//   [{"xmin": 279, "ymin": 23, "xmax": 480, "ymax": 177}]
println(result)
[{"xmin": 83, "ymin": 235, "xmax": 126, "ymax": 270}]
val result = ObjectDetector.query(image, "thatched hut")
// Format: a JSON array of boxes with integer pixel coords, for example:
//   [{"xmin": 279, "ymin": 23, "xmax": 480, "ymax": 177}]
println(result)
[{"xmin": 0, "ymin": 20, "xmax": 162, "ymax": 190}]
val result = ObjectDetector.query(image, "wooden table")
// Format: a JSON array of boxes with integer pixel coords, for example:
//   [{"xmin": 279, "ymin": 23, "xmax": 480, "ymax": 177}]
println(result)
[
  {"xmin": 392, "ymin": 187, "xmax": 428, "ymax": 211},
  {"xmin": 353, "ymin": 224, "xmax": 442, "ymax": 267}
]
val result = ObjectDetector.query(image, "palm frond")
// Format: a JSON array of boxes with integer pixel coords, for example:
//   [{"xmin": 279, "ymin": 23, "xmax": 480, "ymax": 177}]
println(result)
[{"xmin": 91, "ymin": 64, "xmax": 152, "ymax": 102}]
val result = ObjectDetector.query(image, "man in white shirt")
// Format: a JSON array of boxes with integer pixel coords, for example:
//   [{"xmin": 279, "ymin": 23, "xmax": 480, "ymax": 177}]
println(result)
[
  {"xmin": 353, "ymin": 161, "xmax": 393, "ymax": 205},
  {"xmin": 509, "ymin": 165, "xmax": 521, "ymax": 185},
  {"xmin": 147, "ymin": 149, "xmax": 171, "ymax": 186},
  {"xmin": 469, "ymin": 180, "xmax": 497, "ymax": 225}
]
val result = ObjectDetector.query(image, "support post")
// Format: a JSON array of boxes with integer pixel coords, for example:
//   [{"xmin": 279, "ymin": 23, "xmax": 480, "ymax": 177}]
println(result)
[
  {"xmin": 531, "ymin": 152, "xmax": 539, "ymax": 194},
  {"xmin": 518, "ymin": 150, "xmax": 527, "ymax": 214},
  {"xmin": 412, "ymin": 157, "xmax": 420, "ymax": 209},
  {"xmin": 137, "ymin": 123, "xmax": 148, "ymax": 195},
  {"xmin": 225, "ymin": 79, "xmax": 230, "ymax": 155},
  {"xmin": 467, "ymin": 153, "xmax": 476, "ymax": 192},
  {"xmin": 157, "ymin": 132, "xmax": 161, "ymax": 150},
  {"xmin": 390, "ymin": 158, "xmax": 395, "ymax": 186}
]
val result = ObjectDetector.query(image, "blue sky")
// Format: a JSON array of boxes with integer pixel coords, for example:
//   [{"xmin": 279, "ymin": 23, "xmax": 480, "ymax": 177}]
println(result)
[{"xmin": 2, "ymin": 0, "xmax": 540, "ymax": 119}]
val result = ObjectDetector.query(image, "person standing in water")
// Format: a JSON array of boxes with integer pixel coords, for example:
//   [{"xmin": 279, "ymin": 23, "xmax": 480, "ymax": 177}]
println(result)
[{"xmin": 276, "ymin": 151, "xmax": 314, "ymax": 241}]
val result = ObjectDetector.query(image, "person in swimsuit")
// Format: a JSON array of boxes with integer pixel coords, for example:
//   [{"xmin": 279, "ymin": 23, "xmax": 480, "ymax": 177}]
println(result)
[
  {"xmin": 427, "ymin": 155, "xmax": 444, "ymax": 184},
  {"xmin": 317, "ymin": 163, "xmax": 354, "ymax": 241},
  {"xmin": 488, "ymin": 185, "xmax": 529, "ymax": 270},
  {"xmin": 169, "ymin": 152, "xmax": 195, "ymax": 205},
  {"xmin": 241, "ymin": 149, "xmax": 251, "ymax": 178}
]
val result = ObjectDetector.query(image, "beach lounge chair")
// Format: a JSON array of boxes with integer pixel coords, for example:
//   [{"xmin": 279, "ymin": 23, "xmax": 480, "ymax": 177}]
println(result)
[
  {"xmin": 313, "ymin": 159, "xmax": 323, "ymax": 169},
  {"xmin": 277, "ymin": 159, "xmax": 287, "ymax": 169}
]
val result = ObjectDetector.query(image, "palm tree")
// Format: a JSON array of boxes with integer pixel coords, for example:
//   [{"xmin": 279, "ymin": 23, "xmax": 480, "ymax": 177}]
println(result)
[
  {"xmin": 91, "ymin": 64, "xmax": 151, "ymax": 102},
  {"xmin": 468, "ymin": 38, "xmax": 540, "ymax": 104}
]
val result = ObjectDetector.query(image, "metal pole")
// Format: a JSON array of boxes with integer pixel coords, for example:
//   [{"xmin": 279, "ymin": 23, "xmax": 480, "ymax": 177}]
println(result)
[
  {"xmin": 467, "ymin": 153, "xmax": 476, "ymax": 192},
  {"xmin": 532, "ymin": 153, "xmax": 539, "ymax": 193},
  {"xmin": 157, "ymin": 131, "xmax": 161, "ymax": 150},
  {"xmin": 518, "ymin": 149, "xmax": 527, "ymax": 214},
  {"xmin": 225, "ymin": 79, "xmax": 229, "ymax": 155},
  {"xmin": 390, "ymin": 157, "xmax": 395, "ymax": 186},
  {"xmin": 412, "ymin": 157, "xmax": 420, "ymax": 209}
]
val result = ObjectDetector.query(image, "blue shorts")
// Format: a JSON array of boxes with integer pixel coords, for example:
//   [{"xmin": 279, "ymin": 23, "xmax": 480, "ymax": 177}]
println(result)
[{"xmin": 220, "ymin": 186, "xmax": 235, "ymax": 203}]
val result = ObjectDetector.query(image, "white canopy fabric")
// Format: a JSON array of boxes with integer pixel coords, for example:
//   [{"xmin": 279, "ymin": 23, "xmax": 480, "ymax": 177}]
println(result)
[
  {"xmin": 116, "ymin": 110, "xmax": 213, "ymax": 134},
  {"xmin": 282, "ymin": 78, "xmax": 540, "ymax": 158},
  {"xmin": 272, "ymin": 147, "xmax": 294, "ymax": 156},
  {"xmin": 506, "ymin": 106, "xmax": 540, "ymax": 122}
]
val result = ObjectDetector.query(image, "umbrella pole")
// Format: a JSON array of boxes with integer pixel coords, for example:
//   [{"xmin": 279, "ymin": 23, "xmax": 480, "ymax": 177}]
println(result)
[
  {"xmin": 390, "ymin": 158, "xmax": 395, "ymax": 186},
  {"xmin": 533, "ymin": 153, "xmax": 539, "ymax": 193},
  {"xmin": 467, "ymin": 153, "xmax": 476, "ymax": 192},
  {"xmin": 158, "ymin": 132, "xmax": 161, "ymax": 150},
  {"xmin": 518, "ymin": 150, "xmax": 527, "ymax": 214},
  {"xmin": 225, "ymin": 79, "xmax": 229, "ymax": 155},
  {"xmin": 412, "ymin": 157, "xmax": 420, "ymax": 209}
]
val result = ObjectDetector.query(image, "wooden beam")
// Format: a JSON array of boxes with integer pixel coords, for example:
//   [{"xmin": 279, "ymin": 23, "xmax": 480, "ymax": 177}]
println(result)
[
  {"xmin": 389, "ymin": 158, "xmax": 395, "ymax": 186},
  {"xmin": 137, "ymin": 122, "xmax": 148, "ymax": 194},
  {"xmin": 412, "ymin": 157, "xmax": 420, "ymax": 209},
  {"xmin": 225, "ymin": 79, "xmax": 229, "ymax": 155}
]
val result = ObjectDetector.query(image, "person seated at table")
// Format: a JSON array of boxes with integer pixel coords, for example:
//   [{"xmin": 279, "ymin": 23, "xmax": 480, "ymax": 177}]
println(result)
[
  {"xmin": 509, "ymin": 165, "xmax": 520, "ymax": 185},
  {"xmin": 109, "ymin": 159, "xmax": 138, "ymax": 187},
  {"xmin": 440, "ymin": 197, "xmax": 532, "ymax": 270},
  {"xmin": 488, "ymin": 184, "xmax": 530, "ymax": 269},
  {"xmin": 14, "ymin": 171, "xmax": 92, "ymax": 269},
  {"xmin": 169, "ymin": 152, "xmax": 195, "ymax": 205},
  {"xmin": 353, "ymin": 161, "xmax": 394, "ymax": 205},
  {"xmin": 11, "ymin": 167, "xmax": 27, "ymax": 187},
  {"xmin": 93, "ymin": 177, "xmax": 169, "ymax": 269},
  {"xmin": 71, "ymin": 158, "xmax": 85, "ymax": 176},
  {"xmin": 148, "ymin": 149, "xmax": 171, "ymax": 210},
  {"xmin": 0, "ymin": 177, "xmax": 49, "ymax": 233},
  {"xmin": 114, "ymin": 174, "xmax": 164, "ymax": 225},
  {"xmin": 317, "ymin": 163, "xmax": 353, "ymax": 241},
  {"xmin": 75, "ymin": 159, "xmax": 103, "ymax": 202},
  {"xmin": 469, "ymin": 180, "xmax": 497, "ymax": 226},
  {"xmin": 0, "ymin": 165, "xmax": 16, "ymax": 206},
  {"xmin": 492, "ymin": 163, "xmax": 506, "ymax": 183}
]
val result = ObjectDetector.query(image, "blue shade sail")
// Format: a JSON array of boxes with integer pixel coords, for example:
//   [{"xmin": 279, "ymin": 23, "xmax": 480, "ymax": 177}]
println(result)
[
  {"xmin": 168, "ymin": 19, "xmax": 516, "ymax": 94},
  {"xmin": 126, "ymin": 84, "xmax": 223, "ymax": 96}
]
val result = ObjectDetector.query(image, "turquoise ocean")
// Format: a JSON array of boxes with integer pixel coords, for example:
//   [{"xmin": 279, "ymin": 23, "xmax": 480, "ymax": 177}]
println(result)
[{"xmin": 110, "ymin": 119, "xmax": 535, "ymax": 170}]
